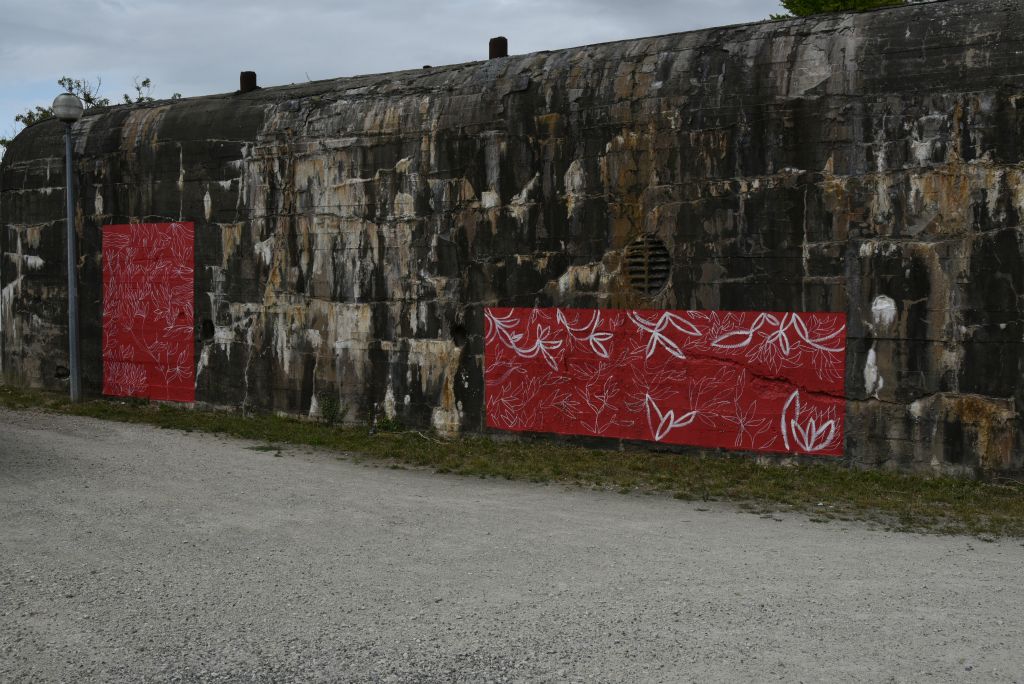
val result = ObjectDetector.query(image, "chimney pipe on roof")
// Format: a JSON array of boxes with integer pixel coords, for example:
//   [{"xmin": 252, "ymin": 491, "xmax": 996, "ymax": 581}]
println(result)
[
  {"xmin": 239, "ymin": 71, "xmax": 258, "ymax": 93},
  {"xmin": 489, "ymin": 37, "xmax": 508, "ymax": 59}
]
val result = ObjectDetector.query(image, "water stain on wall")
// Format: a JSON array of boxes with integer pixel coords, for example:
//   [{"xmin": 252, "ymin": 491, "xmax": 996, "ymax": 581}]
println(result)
[{"xmin": 2, "ymin": 0, "xmax": 1022, "ymax": 475}]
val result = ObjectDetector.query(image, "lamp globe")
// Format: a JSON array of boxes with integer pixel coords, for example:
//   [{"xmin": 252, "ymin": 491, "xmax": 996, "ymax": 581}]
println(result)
[{"xmin": 52, "ymin": 93, "xmax": 84, "ymax": 123}]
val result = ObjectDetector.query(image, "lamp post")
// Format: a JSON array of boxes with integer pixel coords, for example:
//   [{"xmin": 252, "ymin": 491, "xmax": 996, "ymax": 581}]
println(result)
[{"xmin": 53, "ymin": 93, "xmax": 84, "ymax": 402}]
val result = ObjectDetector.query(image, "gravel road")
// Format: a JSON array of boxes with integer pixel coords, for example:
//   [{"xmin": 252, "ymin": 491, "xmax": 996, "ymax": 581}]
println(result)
[{"xmin": 1, "ymin": 408, "xmax": 1022, "ymax": 682}]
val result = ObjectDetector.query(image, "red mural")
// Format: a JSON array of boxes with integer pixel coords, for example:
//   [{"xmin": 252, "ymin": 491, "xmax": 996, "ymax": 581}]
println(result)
[
  {"xmin": 484, "ymin": 307, "xmax": 846, "ymax": 456},
  {"xmin": 102, "ymin": 222, "xmax": 195, "ymax": 402}
]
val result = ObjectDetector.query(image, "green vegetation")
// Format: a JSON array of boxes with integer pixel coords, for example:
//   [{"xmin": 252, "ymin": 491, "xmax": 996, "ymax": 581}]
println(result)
[
  {"xmin": 773, "ymin": 0, "xmax": 905, "ymax": 19},
  {"xmin": 316, "ymin": 390, "xmax": 341, "ymax": 425},
  {"xmin": 1, "ymin": 76, "xmax": 180, "ymax": 151},
  {"xmin": 372, "ymin": 413, "xmax": 404, "ymax": 433},
  {"xmin": 2, "ymin": 384, "xmax": 1022, "ymax": 538}
]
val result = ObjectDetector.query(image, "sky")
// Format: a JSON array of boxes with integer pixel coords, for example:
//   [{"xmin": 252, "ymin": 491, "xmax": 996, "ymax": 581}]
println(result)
[{"xmin": 0, "ymin": 0, "xmax": 778, "ymax": 143}]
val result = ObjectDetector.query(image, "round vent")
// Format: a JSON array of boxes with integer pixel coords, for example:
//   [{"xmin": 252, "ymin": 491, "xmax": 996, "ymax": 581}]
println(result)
[{"xmin": 623, "ymin": 235, "xmax": 671, "ymax": 295}]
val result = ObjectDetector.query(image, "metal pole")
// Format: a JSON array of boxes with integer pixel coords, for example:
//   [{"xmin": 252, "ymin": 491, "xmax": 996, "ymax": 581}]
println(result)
[{"xmin": 65, "ymin": 122, "xmax": 81, "ymax": 402}]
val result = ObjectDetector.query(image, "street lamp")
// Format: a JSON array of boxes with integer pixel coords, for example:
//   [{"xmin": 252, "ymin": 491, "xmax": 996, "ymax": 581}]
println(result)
[{"xmin": 53, "ymin": 92, "xmax": 84, "ymax": 402}]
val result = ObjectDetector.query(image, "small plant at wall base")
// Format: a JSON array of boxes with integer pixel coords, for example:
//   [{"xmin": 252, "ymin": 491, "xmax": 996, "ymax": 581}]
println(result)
[
  {"xmin": 375, "ymin": 414, "xmax": 403, "ymax": 433},
  {"xmin": 772, "ymin": 0, "xmax": 904, "ymax": 18},
  {"xmin": 317, "ymin": 391, "xmax": 340, "ymax": 426}
]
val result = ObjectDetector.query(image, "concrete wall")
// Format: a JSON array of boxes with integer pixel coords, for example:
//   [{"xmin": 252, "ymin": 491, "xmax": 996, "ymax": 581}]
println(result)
[{"xmin": 2, "ymin": 0, "xmax": 1023, "ymax": 475}]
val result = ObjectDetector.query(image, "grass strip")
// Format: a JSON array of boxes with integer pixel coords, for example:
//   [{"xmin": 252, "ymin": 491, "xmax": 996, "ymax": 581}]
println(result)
[{"xmin": 2, "ymin": 384, "xmax": 1022, "ymax": 538}]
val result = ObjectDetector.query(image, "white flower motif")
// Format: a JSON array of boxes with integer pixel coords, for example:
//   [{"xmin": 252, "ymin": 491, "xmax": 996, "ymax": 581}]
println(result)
[
  {"xmin": 780, "ymin": 390, "xmax": 838, "ymax": 453},
  {"xmin": 485, "ymin": 310, "xmax": 563, "ymax": 370},
  {"xmin": 628, "ymin": 311, "xmax": 702, "ymax": 359},
  {"xmin": 711, "ymin": 313, "xmax": 772, "ymax": 349},
  {"xmin": 557, "ymin": 309, "xmax": 614, "ymax": 359},
  {"xmin": 644, "ymin": 394, "xmax": 698, "ymax": 442}
]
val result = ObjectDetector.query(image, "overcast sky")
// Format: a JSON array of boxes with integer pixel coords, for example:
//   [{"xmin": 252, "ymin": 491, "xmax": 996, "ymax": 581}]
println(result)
[{"xmin": 0, "ymin": 0, "xmax": 776, "ymax": 142}]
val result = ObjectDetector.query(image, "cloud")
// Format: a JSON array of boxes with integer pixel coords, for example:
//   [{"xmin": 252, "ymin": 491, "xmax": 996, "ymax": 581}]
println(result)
[{"xmin": 0, "ymin": 0, "xmax": 775, "ymax": 141}]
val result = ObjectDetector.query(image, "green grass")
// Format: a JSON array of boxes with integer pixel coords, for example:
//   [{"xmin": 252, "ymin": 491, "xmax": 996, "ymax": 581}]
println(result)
[{"xmin": 3, "ymin": 384, "xmax": 1023, "ymax": 538}]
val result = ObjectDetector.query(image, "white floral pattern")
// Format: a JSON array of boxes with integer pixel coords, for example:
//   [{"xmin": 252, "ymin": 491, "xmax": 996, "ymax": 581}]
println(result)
[
  {"xmin": 102, "ymin": 222, "xmax": 195, "ymax": 402},
  {"xmin": 485, "ymin": 307, "xmax": 846, "ymax": 456}
]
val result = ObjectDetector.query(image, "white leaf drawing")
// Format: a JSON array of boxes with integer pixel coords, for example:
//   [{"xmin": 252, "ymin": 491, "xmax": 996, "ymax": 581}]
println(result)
[
  {"xmin": 780, "ymin": 390, "xmax": 838, "ymax": 453},
  {"xmin": 644, "ymin": 394, "xmax": 698, "ymax": 442},
  {"xmin": 628, "ymin": 311, "xmax": 702, "ymax": 360}
]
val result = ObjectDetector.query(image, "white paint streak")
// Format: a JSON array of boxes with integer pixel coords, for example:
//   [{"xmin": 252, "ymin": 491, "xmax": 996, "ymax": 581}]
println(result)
[
  {"xmin": 481, "ymin": 190, "xmax": 500, "ymax": 209},
  {"xmin": 394, "ymin": 157, "xmax": 414, "ymax": 174},
  {"xmin": 177, "ymin": 147, "xmax": 185, "ymax": 192},
  {"xmin": 908, "ymin": 399, "xmax": 924, "ymax": 419},
  {"xmin": 557, "ymin": 263, "xmax": 603, "ymax": 295},
  {"xmin": 195, "ymin": 345, "xmax": 210, "ymax": 380},
  {"xmin": 214, "ymin": 327, "xmax": 235, "ymax": 356},
  {"xmin": 254, "ymin": 236, "xmax": 275, "ymax": 266},
  {"xmin": 871, "ymin": 295, "xmax": 897, "ymax": 330},
  {"xmin": 863, "ymin": 347, "xmax": 884, "ymax": 399},
  {"xmin": 393, "ymin": 192, "xmax": 416, "ymax": 219},
  {"xmin": 564, "ymin": 159, "xmax": 585, "ymax": 216},
  {"xmin": 509, "ymin": 173, "xmax": 539, "ymax": 222}
]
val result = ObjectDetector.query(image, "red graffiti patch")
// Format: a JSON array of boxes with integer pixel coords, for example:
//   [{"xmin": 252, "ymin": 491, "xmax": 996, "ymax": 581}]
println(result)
[
  {"xmin": 484, "ymin": 308, "xmax": 846, "ymax": 456},
  {"xmin": 102, "ymin": 222, "xmax": 195, "ymax": 402}
]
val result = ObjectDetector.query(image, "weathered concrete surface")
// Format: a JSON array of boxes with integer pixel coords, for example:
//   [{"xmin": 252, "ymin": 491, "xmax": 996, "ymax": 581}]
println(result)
[
  {"xmin": 2, "ymin": 408, "xmax": 1023, "ymax": 682},
  {"xmin": 2, "ymin": 0, "xmax": 1024, "ymax": 474}
]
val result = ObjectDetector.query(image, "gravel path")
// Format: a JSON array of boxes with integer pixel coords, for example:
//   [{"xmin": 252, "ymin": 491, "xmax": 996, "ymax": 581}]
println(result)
[{"xmin": 1, "ymin": 408, "xmax": 1022, "ymax": 682}]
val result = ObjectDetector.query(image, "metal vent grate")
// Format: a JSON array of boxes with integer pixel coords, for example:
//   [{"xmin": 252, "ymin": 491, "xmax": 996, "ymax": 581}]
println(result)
[{"xmin": 623, "ymin": 235, "xmax": 671, "ymax": 295}]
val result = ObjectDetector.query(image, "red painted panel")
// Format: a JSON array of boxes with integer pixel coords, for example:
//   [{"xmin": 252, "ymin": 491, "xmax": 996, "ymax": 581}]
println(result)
[
  {"xmin": 102, "ymin": 222, "xmax": 195, "ymax": 402},
  {"xmin": 484, "ymin": 308, "xmax": 846, "ymax": 456}
]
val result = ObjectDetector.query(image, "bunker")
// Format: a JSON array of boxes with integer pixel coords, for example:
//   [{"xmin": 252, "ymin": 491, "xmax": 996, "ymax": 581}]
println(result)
[{"xmin": 2, "ymin": 0, "xmax": 1023, "ymax": 476}]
